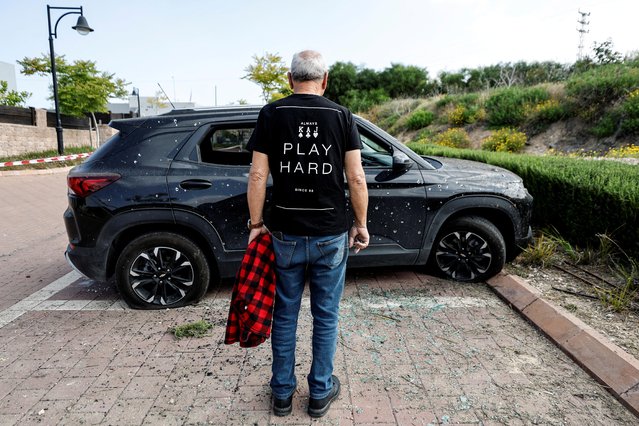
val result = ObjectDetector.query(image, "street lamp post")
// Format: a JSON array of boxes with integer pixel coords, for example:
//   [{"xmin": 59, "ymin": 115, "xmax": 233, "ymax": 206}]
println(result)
[
  {"xmin": 131, "ymin": 88, "xmax": 141, "ymax": 117},
  {"xmin": 47, "ymin": 5, "xmax": 93, "ymax": 155}
]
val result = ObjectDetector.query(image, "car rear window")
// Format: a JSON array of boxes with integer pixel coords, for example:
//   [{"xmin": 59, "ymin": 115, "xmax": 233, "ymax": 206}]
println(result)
[{"xmin": 88, "ymin": 130, "xmax": 192, "ymax": 165}]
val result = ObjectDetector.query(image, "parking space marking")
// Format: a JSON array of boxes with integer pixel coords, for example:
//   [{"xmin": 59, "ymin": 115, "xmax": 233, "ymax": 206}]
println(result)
[{"xmin": 0, "ymin": 271, "xmax": 81, "ymax": 328}]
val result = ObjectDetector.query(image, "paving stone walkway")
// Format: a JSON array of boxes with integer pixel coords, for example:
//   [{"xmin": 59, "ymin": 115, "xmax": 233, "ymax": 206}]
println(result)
[{"xmin": 0, "ymin": 268, "xmax": 636, "ymax": 425}]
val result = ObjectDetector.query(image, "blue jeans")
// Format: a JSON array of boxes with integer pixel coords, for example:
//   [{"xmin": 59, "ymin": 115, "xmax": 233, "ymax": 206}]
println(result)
[{"xmin": 269, "ymin": 232, "xmax": 348, "ymax": 400}]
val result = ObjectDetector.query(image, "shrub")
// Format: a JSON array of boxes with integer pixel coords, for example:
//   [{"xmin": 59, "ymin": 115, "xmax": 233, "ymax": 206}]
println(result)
[
  {"xmin": 591, "ymin": 111, "xmax": 620, "ymax": 137},
  {"xmin": 378, "ymin": 113, "xmax": 401, "ymax": 132},
  {"xmin": 565, "ymin": 64, "xmax": 639, "ymax": 115},
  {"xmin": 620, "ymin": 89, "xmax": 639, "ymax": 134},
  {"xmin": 406, "ymin": 109, "xmax": 434, "ymax": 130},
  {"xmin": 530, "ymin": 99, "xmax": 565, "ymax": 123},
  {"xmin": 342, "ymin": 88, "xmax": 389, "ymax": 113},
  {"xmin": 621, "ymin": 118, "xmax": 639, "ymax": 135},
  {"xmin": 446, "ymin": 104, "xmax": 472, "ymax": 126},
  {"xmin": 518, "ymin": 234, "xmax": 558, "ymax": 267},
  {"xmin": 413, "ymin": 128, "xmax": 437, "ymax": 143},
  {"xmin": 436, "ymin": 93, "xmax": 483, "ymax": 126},
  {"xmin": 485, "ymin": 86, "xmax": 549, "ymax": 126},
  {"xmin": 433, "ymin": 128, "xmax": 471, "ymax": 149},
  {"xmin": 481, "ymin": 128, "xmax": 527, "ymax": 153},
  {"xmin": 435, "ymin": 95, "xmax": 455, "ymax": 109}
]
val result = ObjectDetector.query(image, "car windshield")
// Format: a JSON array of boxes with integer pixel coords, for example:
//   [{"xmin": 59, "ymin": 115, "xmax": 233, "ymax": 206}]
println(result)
[{"xmin": 360, "ymin": 132, "xmax": 393, "ymax": 167}]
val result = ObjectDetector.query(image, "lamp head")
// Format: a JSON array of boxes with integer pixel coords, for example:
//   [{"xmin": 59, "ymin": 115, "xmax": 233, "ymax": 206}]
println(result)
[{"xmin": 72, "ymin": 15, "xmax": 93, "ymax": 35}]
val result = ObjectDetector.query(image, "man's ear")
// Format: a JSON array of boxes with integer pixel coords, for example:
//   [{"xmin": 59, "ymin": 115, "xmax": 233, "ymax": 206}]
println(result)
[
  {"xmin": 288, "ymin": 72, "xmax": 295, "ymax": 90},
  {"xmin": 321, "ymin": 72, "xmax": 328, "ymax": 91}
]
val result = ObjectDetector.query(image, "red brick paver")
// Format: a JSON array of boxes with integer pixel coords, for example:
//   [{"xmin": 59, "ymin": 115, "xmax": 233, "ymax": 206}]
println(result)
[
  {"xmin": 1, "ymin": 168, "xmax": 638, "ymax": 425},
  {"xmin": 0, "ymin": 269, "xmax": 636, "ymax": 425}
]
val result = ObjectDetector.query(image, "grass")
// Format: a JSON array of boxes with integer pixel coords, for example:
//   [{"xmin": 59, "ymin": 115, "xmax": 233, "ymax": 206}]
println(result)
[
  {"xmin": 563, "ymin": 303, "xmax": 578, "ymax": 313},
  {"xmin": 170, "ymin": 320, "xmax": 213, "ymax": 339},
  {"xmin": 515, "ymin": 229, "xmax": 638, "ymax": 313},
  {"xmin": 597, "ymin": 282, "xmax": 637, "ymax": 313},
  {"xmin": 518, "ymin": 233, "xmax": 558, "ymax": 267}
]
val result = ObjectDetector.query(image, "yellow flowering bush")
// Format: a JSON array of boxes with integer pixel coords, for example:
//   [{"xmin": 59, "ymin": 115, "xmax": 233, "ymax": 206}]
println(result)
[
  {"xmin": 445, "ymin": 104, "xmax": 486, "ymax": 126},
  {"xmin": 606, "ymin": 144, "xmax": 639, "ymax": 158},
  {"xmin": 531, "ymin": 99, "xmax": 564, "ymax": 123},
  {"xmin": 433, "ymin": 128, "xmax": 471, "ymax": 149},
  {"xmin": 621, "ymin": 89, "xmax": 639, "ymax": 134},
  {"xmin": 482, "ymin": 128, "xmax": 527, "ymax": 153},
  {"xmin": 447, "ymin": 105, "xmax": 469, "ymax": 126}
]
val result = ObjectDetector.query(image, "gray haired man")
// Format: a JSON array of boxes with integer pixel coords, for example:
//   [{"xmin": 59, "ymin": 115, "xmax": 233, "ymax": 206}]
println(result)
[{"xmin": 246, "ymin": 50, "xmax": 369, "ymax": 417}]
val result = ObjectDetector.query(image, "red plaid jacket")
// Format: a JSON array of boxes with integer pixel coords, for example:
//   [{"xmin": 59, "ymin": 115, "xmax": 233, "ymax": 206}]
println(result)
[{"xmin": 224, "ymin": 232, "xmax": 276, "ymax": 348}]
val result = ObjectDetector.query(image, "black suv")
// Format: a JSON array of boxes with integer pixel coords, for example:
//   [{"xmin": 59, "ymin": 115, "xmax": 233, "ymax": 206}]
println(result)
[{"xmin": 64, "ymin": 106, "xmax": 532, "ymax": 309}]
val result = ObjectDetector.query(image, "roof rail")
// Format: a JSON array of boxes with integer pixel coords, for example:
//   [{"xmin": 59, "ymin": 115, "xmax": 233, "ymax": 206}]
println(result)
[{"xmin": 160, "ymin": 105, "xmax": 263, "ymax": 116}]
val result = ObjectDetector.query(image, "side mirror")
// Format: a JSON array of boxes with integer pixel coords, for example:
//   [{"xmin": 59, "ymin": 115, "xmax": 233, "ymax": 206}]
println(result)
[
  {"xmin": 376, "ymin": 151, "xmax": 414, "ymax": 182},
  {"xmin": 392, "ymin": 151, "xmax": 413, "ymax": 173}
]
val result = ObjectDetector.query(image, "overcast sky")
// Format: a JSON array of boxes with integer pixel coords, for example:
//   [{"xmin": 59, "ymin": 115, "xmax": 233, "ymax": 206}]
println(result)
[{"xmin": 0, "ymin": 0, "xmax": 636, "ymax": 109}]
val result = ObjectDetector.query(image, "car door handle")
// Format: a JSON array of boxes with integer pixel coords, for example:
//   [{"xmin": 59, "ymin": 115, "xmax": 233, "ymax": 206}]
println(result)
[{"xmin": 179, "ymin": 179, "xmax": 212, "ymax": 190}]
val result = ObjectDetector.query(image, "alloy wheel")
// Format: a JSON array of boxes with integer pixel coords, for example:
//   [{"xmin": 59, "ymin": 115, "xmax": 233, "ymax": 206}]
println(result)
[
  {"xmin": 129, "ymin": 246, "xmax": 194, "ymax": 305},
  {"xmin": 435, "ymin": 231, "xmax": 493, "ymax": 281}
]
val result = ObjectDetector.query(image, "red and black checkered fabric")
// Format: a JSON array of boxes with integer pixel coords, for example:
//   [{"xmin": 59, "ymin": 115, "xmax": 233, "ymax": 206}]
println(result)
[{"xmin": 224, "ymin": 232, "xmax": 276, "ymax": 348}]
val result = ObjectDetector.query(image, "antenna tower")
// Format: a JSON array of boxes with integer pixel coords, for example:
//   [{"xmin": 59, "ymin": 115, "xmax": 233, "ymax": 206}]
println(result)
[{"xmin": 577, "ymin": 10, "xmax": 590, "ymax": 60}]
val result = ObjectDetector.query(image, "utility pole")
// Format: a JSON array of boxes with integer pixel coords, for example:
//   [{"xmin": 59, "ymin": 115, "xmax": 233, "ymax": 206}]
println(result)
[{"xmin": 577, "ymin": 10, "xmax": 590, "ymax": 60}]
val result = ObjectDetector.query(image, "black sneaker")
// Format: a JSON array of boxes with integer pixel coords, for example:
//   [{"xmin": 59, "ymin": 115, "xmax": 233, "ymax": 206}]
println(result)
[
  {"xmin": 308, "ymin": 375, "xmax": 341, "ymax": 418},
  {"xmin": 272, "ymin": 394, "xmax": 293, "ymax": 416}
]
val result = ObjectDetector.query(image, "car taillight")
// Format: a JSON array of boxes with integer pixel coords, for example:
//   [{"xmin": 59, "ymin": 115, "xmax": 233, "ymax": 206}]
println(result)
[{"xmin": 68, "ymin": 174, "xmax": 121, "ymax": 197}]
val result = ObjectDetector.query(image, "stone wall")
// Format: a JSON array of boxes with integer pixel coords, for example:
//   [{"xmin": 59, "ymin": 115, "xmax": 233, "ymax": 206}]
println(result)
[{"xmin": 0, "ymin": 108, "xmax": 117, "ymax": 157}]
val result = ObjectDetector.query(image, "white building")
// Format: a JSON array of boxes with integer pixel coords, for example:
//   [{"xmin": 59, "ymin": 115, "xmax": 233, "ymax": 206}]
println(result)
[
  {"xmin": 0, "ymin": 61, "xmax": 18, "ymax": 90},
  {"xmin": 108, "ymin": 96, "xmax": 196, "ymax": 117}
]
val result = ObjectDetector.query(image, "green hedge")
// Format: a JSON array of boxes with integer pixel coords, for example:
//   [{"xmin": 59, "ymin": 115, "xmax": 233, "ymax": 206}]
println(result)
[{"xmin": 407, "ymin": 143, "xmax": 639, "ymax": 257}]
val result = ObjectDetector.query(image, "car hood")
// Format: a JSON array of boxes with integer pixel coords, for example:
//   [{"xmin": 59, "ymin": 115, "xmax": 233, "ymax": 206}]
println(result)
[{"xmin": 421, "ymin": 156, "xmax": 529, "ymax": 199}]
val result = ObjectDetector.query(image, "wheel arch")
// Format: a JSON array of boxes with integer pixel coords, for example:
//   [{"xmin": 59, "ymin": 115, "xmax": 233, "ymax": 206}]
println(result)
[
  {"xmin": 101, "ymin": 209, "xmax": 223, "ymax": 281},
  {"xmin": 418, "ymin": 195, "xmax": 520, "ymax": 264}
]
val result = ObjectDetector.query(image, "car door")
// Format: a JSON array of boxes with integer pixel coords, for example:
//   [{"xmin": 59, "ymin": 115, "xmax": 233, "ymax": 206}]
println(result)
[
  {"xmin": 166, "ymin": 121, "xmax": 258, "ymax": 258},
  {"xmin": 348, "ymin": 127, "xmax": 428, "ymax": 267}
]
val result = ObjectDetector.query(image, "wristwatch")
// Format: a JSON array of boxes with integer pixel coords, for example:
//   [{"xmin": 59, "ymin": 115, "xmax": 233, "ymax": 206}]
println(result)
[{"xmin": 247, "ymin": 219, "xmax": 264, "ymax": 230}]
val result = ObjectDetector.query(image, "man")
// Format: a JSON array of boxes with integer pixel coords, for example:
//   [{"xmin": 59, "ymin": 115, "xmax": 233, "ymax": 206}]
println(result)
[{"xmin": 246, "ymin": 50, "xmax": 369, "ymax": 418}]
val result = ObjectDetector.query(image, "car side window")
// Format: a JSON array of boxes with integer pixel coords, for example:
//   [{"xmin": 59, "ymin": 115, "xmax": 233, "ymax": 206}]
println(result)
[
  {"xmin": 199, "ymin": 127, "xmax": 254, "ymax": 166},
  {"xmin": 360, "ymin": 132, "xmax": 393, "ymax": 167}
]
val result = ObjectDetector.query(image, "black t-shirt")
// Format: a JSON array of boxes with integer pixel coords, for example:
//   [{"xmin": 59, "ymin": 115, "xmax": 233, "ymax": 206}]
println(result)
[{"xmin": 247, "ymin": 94, "xmax": 362, "ymax": 236}]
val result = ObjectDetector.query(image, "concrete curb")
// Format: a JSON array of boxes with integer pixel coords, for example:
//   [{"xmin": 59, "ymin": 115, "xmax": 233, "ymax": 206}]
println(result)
[
  {"xmin": 487, "ymin": 272, "xmax": 639, "ymax": 418},
  {"xmin": 0, "ymin": 165, "xmax": 74, "ymax": 177}
]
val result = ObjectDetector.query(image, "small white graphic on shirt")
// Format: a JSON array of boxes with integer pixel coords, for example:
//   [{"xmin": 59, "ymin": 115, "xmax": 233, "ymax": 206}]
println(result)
[{"xmin": 299, "ymin": 122, "xmax": 319, "ymax": 139}]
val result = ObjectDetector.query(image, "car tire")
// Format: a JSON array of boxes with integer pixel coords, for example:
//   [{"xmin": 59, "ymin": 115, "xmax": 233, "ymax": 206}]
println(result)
[
  {"xmin": 115, "ymin": 232, "xmax": 210, "ymax": 309},
  {"xmin": 431, "ymin": 216, "xmax": 506, "ymax": 282}
]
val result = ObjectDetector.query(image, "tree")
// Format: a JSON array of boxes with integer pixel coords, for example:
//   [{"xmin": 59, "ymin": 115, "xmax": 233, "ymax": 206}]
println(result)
[
  {"xmin": 380, "ymin": 63, "xmax": 431, "ymax": 98},
  {"xmin": 0, "ymin": 80, "xmax": 30, "ymax": 107},
  {"xmin": 438, "ymin": 71, "xmax": 466, "ymax": 94},
  {"xmin": 18, "ymin": 54, "xmax": 128, "ymax": 117},
  {"xmin": 243, "ymin": 52, "xmax": 291, "ymax": 103},
  {"xmin": 324, "ymin": 62, "xmax": 358, "ymax": 105},
  {"xmin": 147, "ymin": 90, "xmax": 169, "ymax": 114},
  {"xmin": 592, "ymin": 40, "xmax": 622, "ymax": 65}
]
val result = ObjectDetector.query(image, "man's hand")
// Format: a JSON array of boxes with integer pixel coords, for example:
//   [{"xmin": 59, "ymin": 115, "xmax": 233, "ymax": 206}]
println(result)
[
  {"xmin": 248, "ymin": 225, "xmax": 268, "ymax": 245},
  {"xmin": 349, "ymin": 225, "xmax": 369, "ymax": 254}
]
